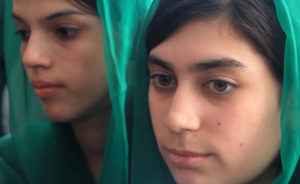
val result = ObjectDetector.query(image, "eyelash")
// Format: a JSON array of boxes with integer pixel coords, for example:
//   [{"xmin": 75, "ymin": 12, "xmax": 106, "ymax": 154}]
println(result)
[
  {"xmin": 14, "ymin": 27, "xmax": 80, "ymax": 41},
  {"xmin": 149, "ymin": 74, "xmax": 236, "ymax": 94},
  {"xmin": 203, "ymin": 79, "xmax": 236, "ymax": 94},
  {"xmin": 55, "ymin": 27, "xmax": 80, "ymax": 39},
  {"xmin": 15, "ymin": 29, "xmax": 30, "ymax": 41},
  {"xmin": 150, "ymin": 74, "xmax": 177, "ymax": 89}
]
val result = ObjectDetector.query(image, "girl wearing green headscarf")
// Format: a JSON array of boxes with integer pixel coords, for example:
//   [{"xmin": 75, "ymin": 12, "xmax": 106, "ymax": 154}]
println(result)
[
  {"xmin": 130, "ymin": 0, "xmax": 299, "ymax": 183},
  {"xmin": 0, "ymin": 0, "xmax": 152, "ymax": 183}
]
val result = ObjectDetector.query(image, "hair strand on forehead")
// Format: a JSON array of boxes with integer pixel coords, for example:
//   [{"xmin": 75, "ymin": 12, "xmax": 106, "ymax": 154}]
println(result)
[
  {"xmin": 70, "ymin": 0, "xmax": 98, "ymax": 14},
  {"xmin": 146, "ymin": 0, "xmax": 286, "ymax": 83}
]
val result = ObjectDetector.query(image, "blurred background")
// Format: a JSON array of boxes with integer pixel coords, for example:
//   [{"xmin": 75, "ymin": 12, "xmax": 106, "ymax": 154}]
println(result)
[{"xmin": 0, "ymin": 87, "xmax": 9, "ymax": 136}]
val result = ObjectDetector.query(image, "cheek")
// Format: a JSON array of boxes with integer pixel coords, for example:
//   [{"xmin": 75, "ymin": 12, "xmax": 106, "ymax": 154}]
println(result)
[
  {"xmin": 213, "ymin": 92, "xmax": 281, "ymax": 172},
  {"xmin": 148, "ymin": 89, "xmax": 168, "ymax": 139},
  {"xmin": 149, "ymin": 90, "xmax": 160, "ymax": 127},
  {"xmin": 219, "ymin": 101, "xmax": 280, "ymax": 146},
  {"xmin": 59, "ymin": 47, "xmax": 108, "ymax": 109},
  {"xmin": 64, "ymin": 43, "xmax": 105, "ymax": 80},
  {"xmin": 62, "ymin": 29, "xmax": 105, "ymax": 78}
]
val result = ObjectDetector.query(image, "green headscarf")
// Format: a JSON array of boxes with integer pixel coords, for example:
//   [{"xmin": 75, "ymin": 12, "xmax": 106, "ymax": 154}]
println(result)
[
  {"xmin": 0, "ymin": 0, "xmax": 6, "ymax": 135},
  {"xmin": 0, "ymin": 0, "xmax": 152, "ymax": 183},
  {"xmin": 273, "ymin": 0, "xmax": 300, "ymax": 183},
  {"xmin": 130, "ymin": 0, "xmax": 299, "ymax": 183}
]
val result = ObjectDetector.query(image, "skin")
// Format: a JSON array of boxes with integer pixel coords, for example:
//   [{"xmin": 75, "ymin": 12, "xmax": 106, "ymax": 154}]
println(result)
[
  {"xmin": 148, "ymin": 18, "xmax": 282, "ymax": 184},
  {"xmin": 12, "ymin": 0, "xmax": 108, "ymax": 179}
]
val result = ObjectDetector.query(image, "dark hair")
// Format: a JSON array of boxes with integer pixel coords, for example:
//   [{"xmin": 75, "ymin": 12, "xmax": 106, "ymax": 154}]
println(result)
[
  {"xmin": 71, "ymin": 0, "xmax": 98, "ymax": 14},
  {"xmin": 146, "ymin": 0, "xmax": 286, "ymax": 82}
]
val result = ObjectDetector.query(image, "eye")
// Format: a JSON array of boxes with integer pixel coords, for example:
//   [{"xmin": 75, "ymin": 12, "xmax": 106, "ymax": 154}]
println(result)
[
  {"xmin": 15, "ymin": 29, "xmax": 30, "ymax": 41},
  {"xmin": 55, "ymin": 27, "xmax": 80, "ymax": 39},
  {"xmin": 206, "ymin": 80, "xmax": 235, "ymax": 93},
  {"xmin": 150, "ymin": 74, "xmax": 177, "ymax": 88}
]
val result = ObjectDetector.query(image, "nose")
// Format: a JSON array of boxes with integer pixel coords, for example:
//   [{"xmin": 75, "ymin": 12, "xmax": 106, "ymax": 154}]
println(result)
[
  {"xmin": 164, "ymin": 88, "xmax": 202, "ymax": 133},
  {"xmin": 22, "ymin": 32, "xmax": 52, "ymax": 69}
]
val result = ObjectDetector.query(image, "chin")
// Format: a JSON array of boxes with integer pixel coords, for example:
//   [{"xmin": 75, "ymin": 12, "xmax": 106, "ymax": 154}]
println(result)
[
  {"xmin": 174, "ymin": 177, "xmax": 215, "ymax": 184},
  {"xmin": 170, "ymin": 168, "xmax": 216, "ymax": 184},
  {"xmin": 41, "ymin": 100, "xmax": 83, "ymax": 122},
  {"xmin": 44, "ymin": 107, "xmax": 89, "ymax": 123},
  {"xmin": 170, "ymin": 169, "xmax": 197, "ymax": 184},
  {"xmin": 174, "ymin": 176, "xmax": 199, "ymax": 184},
  {"xmin": 45, "ymin": 112, "xmax": 72, "ymax": 123},
  {"xmin": 42, "ymin": 105, "xmax": 73, "ymax": 123}
]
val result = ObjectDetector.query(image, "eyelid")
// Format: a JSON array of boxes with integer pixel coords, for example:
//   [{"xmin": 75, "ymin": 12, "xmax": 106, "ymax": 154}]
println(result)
[
  {"xmin": 149, "ymin": 73, "xmax": 175, "ymax": 81},
  {"xmin": 149, "ymin": 71, "xmax": 175, "ymax": 80},
  {"xmin": 202, "ymin": 78, "xmax": 236, "ymax": 86},
  {"xmin": 54, "ymin": 23, "xmax": 80, "ymax": 28},
  {"xmin": 149, "ymin": 73, "xmax": 177, "ymax": 89},
  {"xmin": 203, "ymin": 79, "xmax": 237, "ymax": 94},
  {"xmin": 56, "ymin": 27, "xmax": 80, "ymax": 32},
  {"xmin": 14, "ymin": 29, "xmax": 30, "ymax": 41},
  {"xmin": 54, "ymin": 27, "xmax": 80, "ymax": 38}
]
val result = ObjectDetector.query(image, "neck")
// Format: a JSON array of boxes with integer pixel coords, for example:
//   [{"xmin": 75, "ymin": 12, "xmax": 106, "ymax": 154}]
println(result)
[{"xmin": 71, "ymin": 107, "xmax": 110, "ymax": 180}]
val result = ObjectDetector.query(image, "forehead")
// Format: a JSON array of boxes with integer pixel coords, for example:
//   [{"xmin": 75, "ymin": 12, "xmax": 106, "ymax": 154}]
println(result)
[
  {"xmin": 149, "ymin": 18, "xmax": 259, "ymax": 67},
  {"xmin": 13, "ymin": 0, "xmax": 79, "ymax": 17},
  {"xmin": 151, "ymin": 19, "xmax": 240, "ymax": 55}
]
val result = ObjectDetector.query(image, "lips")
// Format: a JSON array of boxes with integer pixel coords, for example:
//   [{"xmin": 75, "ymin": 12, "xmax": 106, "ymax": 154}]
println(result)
[
  {"xmin": 31, "ymin": 80, "xmax": 64, "ymax": 98},
  {"xmin": 165, "ymin": 147, "xmax": 212, "ymax": 168}
]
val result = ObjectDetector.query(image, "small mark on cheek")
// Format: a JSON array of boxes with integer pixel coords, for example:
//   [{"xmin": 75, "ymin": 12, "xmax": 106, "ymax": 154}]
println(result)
[
  {"xmin": 240, "ymin": 143, "xmax": 244, "ymax": 147},
  {"xmin": 217, "ymin": 122, "xmax": 222, "ymax": 126}
]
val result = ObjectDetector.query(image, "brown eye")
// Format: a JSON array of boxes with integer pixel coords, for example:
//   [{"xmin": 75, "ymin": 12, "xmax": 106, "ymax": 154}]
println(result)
[
  {"xmin": 208, "ymin": 80, "xmax": 235, "ymax": 93},
  {"xmin": 214, "ymin": 80, "xmax": 227, "ymax": 92},
  {"xmin": 55, "ymin": 27, "xmax": 80, "ymax": 39},
  {"xmin": 150, "ymin": 74, "xmax": 176, "ymax": 88},
  {"xmin": 158, "ymin": 75, "xmax": 172, "ymax": 86}
]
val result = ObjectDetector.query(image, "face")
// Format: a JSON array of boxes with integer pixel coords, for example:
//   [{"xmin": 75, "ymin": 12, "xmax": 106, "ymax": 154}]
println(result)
[
  {"xmin": 13, "ymin": 0, "xmax": 108, "ymax": 122},
  {"xmin": 148, "ymin": 19, "xmax": 281, "ymax": 184}
]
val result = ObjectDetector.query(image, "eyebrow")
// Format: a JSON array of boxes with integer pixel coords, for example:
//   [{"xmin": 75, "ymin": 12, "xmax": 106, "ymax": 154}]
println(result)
[
  {"xmin": 147, "ymin": 55, "xmax": 174, "ymax": 71},
  {"xmin": 148, "ymin": 55, "xmax": 245, "ymax": 72},
  {"xmin": 190, "ymin": 58, "xmax": 245, "ymax": 72},
  {"xmin": 12, "ymin": 10, "xmax": 86, "ymax": 23}
]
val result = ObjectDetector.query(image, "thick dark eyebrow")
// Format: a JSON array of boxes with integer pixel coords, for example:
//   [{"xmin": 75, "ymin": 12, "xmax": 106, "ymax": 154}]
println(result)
[
  {"xmin": 12, "ymin": 13, "xmax": 23, "ymax": 22},
  {"xmin": 147, "ymin": 55, "xmax": 174, "ymax": 72},
  {"xmin": 12, "ymin": 10, "xmax": 86, "ymax": 23},
  {"xmin": 190, "ymin": 58, "xmax": 245, "ymax": 72},
  {"xmin": 45, "ymin": 10, "xmax": 86, "ymax": 20},
  {"xmin": 148, "ymin": 55, "xmax": 245, "ymax": 72}
]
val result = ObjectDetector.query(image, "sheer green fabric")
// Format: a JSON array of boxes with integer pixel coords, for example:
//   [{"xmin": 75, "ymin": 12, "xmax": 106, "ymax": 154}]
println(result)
[
  {"xmin": 0, "ymin": 0, "xmax": 6, "ymax": 135},
  {"xmin": 273, "ymin": 0, "xmax": 300, "ymax": 183},
  {"xmin": 130, "ymin": 0, "xmax": 299, "ymax": 183},
  {"xmin": 96, "ymin": 0, "xmax": 153, "ymax": 183},
  {"xmin": 130, "ymin": 1, "xmax": 175, "ymax": 183},
  {"xmin": 0, "ymin": 0, "xmax": 152, "ymax": 183}
]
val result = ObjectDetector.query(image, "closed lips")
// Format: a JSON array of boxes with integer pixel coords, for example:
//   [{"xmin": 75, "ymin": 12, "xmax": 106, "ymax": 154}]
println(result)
[
  {"xmin": 165, "ymin": 147, "xmax": 212, "ymax": 168},
  {"xmin": 31, "ymin": 80, "xmax": 64, "ymax": 98},
  {"xmin": 31, "ymin": 80, "xmax": 64, "ymax": 88}
]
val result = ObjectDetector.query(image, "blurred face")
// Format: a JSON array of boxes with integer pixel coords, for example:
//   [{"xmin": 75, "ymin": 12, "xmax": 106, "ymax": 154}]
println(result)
[
  {"xmin": 148, "ymin": 19, "xmax": 281, "ymax": 184},
  {"xmin": 13, "ymin": 0, "xmax": 108, "ymax": 122}
]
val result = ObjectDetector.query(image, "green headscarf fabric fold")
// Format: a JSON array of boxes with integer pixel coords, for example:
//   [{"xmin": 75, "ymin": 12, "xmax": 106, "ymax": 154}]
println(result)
[
  {"xmin": 273, "ymin": 0, "xmax": 300, "ymax": 183},
  {"xmin": 130, "ymin": 0, "xmax": 299, "ymax": 183},
  {"xmin": 130, "ymin": 1, "xmax": 176, "ymax": 183},
  {"xmin": 0, "ymin": 0, "xmax": 153, "ymax": 183},
  {"xmin": 0, "ymin": 0, "xmax": 6, "ymax": 136},
  {"xmin": 96, "ymin": 0, "xmax": 153, "ymax": 183}
]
